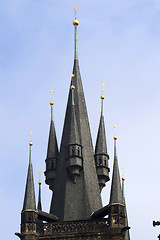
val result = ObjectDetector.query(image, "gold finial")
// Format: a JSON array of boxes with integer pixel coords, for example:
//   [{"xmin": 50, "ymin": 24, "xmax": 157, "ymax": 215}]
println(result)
[
  {"xmin": 29, "ymin": 132, "xmax": 33, "ymax": 146},
  {"xmin": 38, "ymin": 171, "xmax": 42, "ymax": 185},
  {"xmin": 122, "ymin": 168, "xmax": 125, "ymax": 181},
  {"xmin": 73, "ymin": 7, "xmax": 79, "ymax": 26},
  {"xmin": 113, "ymin": 125, "xmax": 117, "ymax": 140},
  {"xmin": 74, "ymin": 7, "xmax": 78, "ymax": 18},
  {"xmin": 101, "ymin": 83, "xmax": 105, "ymax": 100},
  {"xmin": 50, "ymin": 90, "xmax": 54, "ymax": 106},
  {"xmin": 71, "ymin": 73, "xmax": 75, "ymax": 90}
]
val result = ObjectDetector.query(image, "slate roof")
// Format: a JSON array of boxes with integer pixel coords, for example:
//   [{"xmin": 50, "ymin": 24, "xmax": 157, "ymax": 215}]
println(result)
[
  {"xmin": 22, "ymin": 146, "xmax": 36, "ymax": 211},
  {"xmin": 109, "ymin": 139, "xmax": 124, "ymax": 205},
  {"xmin": 95, "ymin": 114, "xmax": 108, "ymax": 156},
  {"xmin": 50, "ymin": 58, "xmax": 102, "ymax": 221},
  {"xmin": 47, "ymin": 107, "xmax": 59, "ymax": 159},
  {"xmin": 37, "ymin": 183, "xmax": 42, "ymax": 210}
]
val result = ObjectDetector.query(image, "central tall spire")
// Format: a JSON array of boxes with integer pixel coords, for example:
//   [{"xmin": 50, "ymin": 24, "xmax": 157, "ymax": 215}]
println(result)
[{"xmin": 49, "ymin": 8, "xmax": 102, "ymax": 221}]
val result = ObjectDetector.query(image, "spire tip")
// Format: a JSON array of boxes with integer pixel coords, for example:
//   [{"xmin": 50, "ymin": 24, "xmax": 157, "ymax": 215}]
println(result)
[
  {"xmin": 50, "ymin": 90, "xmax": 54, "ymax": 106},
  {"xmin": 101, "ymin": 83, "xmax": 105, "ymax": 99},
  {"xmin": 38, "ymin": 171, "xmax": 42, "ymax": 185},
  {"xmin": 113, "ymin": 125, "xmax": 117, "ymax": 140},
  {"xmin": 73, "ymin": 7, "xmax": 79, "ymax": 26},
  {"xmin": 29, "ymin": 132, "xmax": 33, "ymax": 146},
  {"xmin": 122, "ymin": 168, "xmax": 125, "ymax": 181}
]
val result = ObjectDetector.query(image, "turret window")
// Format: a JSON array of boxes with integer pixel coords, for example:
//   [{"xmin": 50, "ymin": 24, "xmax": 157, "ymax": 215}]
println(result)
[
  {"xmin": 113, "ymin": 217, "xmax": 118, "ymax": 224},
  {"xmin": 72, "ymin": 147, "xmax": 75, "ymax": 156},
  {"xmin": 104, "ymin": 159, "xmax": 107, "ymax": 166},
  {"xmin": 99, "ymin": 156, "xmax": 102, "ymax": 165},
  {"xmin": 77, "ymin": 147, "xmax": 80, "ymax": 156}
]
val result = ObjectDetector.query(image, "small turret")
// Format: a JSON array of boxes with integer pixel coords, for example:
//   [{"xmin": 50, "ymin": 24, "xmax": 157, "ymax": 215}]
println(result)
[
  {"xmin": 37, "ymin": 172, "xmax": 42, "ymax": 211},
  {"xmin": 65, "ymin": 74, "xmax": 83, "ymax": 184},
  {"xmin": 21, "ymin": 133, "xmax": 38, "ymax": 240},
  {"xmin": 95, "ymin": 84, "xmax": 110, "ymax": 191},
  {"xmin": 22, "ymin": 132, "xmax": 36, "ymax": 212},
  {"xmin": 45, "ymin": 90, "xmax": 59, "ymax": 190},
  {"xmin": 108, "ymin": 127, "xmax": 125, "ymax": 236},
  {"xmin": 122, "ymin": 169, "xmax": 130, "ymax": 240}
]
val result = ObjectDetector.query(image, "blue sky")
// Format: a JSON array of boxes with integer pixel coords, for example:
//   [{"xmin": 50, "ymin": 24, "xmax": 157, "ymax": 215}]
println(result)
[{"xmin": 0, "ymin": 0, "xmax": 160, "ymax": 239}]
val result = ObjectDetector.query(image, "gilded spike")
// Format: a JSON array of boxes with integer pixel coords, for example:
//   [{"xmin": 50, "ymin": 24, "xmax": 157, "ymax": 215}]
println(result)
[
  {"xmin": 114, "ymin": 125, "xmax": 117, "ymax": 140},
  {"xmin": 29, "ymin": 132, "xmax": 33, "ymax": 146},
  {"xmin": 50, "ymin": 90, "xmax": 54, "ymax": 106},
  {"xmin": 122, "ymin": 167, "xmax": 125, "ymax": 181},
  {"xmin": 38, "ymin": 171, "xmax": 42, "ymax": 185}
]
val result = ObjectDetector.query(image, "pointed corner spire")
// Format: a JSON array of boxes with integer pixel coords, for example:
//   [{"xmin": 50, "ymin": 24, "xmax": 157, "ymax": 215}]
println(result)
[
  {"xmin": 73, "ymin": 7, "xmax": 79, "ymax": 60},
  {"xmin": 95, "ymin": 85, "xmax": 109, "ymax": 191},
  {"xmin": 95, "ymin": 84, "xmax": 108, "ymax": 155},
  {"xmin": 22, "ymin": 133, "xmax": 36, "ymax": 212},
  {"xmin": 45, "ymin": 91, "xmax": 59, "ymax": 190},
  {"xmin": 47, "ymin": 90, "xmax": 59, "ymax": 159},
  {"xmin": 37, "ymin": 172, "xmax": 42, "ymax": 210},
  {"xmin": 109, "ymin": 126, "xmax": 123, "ymax": 205},
  {"xmin": 101, "ymin": 84, "xmax": 105, "ymax": 116},
  {"xmin": 121, "ymin": 168, "xmax": 131, "ymax": 240}
]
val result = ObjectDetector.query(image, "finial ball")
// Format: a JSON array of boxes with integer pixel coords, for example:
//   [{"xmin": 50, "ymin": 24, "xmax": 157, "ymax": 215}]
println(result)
[
  {"xmin": 38, "ymin": 181, "xmax": 42, "ymax": 185},
  {"xmin": 114, "ymin": 136, "xmax": 117, "ymax": 140},
  {"xmin": 29, "ymin": 141, "xmax": 33, "ymax": 146},
  {"xmin": 71, "ymin": 85, "xmax": 75, "ymax": 90},
  {"xmin": 122, "ymin": 177, "xmax": 125, "ymax": 181},
  {"xmin": 50, "ymin": 101, "xmax": 54, "ymax": 106},
  {"xmin": 101, "ymin": 95, "xmax": 105, "ymax": 100},
  {"xmin": 73, "ymin": 19, "xmax": 79, "ymax": 26}
]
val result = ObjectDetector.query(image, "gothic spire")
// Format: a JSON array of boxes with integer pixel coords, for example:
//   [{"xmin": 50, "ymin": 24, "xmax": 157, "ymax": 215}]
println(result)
[
  {"xmin": 50, "ymin": 8, "xmax": 102, "ymax": 220},
  {"xmin": 122, "ymin": 170, "xmax": 130, "ymax": 240},
  {"xmin": 95, "ymin": 84, "xmax": 109, "ymax": 191},
  {"xmin": 95, "ymin": 84, "xmax": 108, "ymax": 155},
  {"xmin": 22, "ymin": 133, "xmax": 36, "ymax": 211},
  {"xmin": 109, "ymin": 127, "xmax": 124, "ymax": 205},
  {"xmin": 45, "ymin": 91, "xmax": 59, "ymax": 190},
  {"xmin": 37, "ymin": 172, "xmax": 42, "ymax": 210},
  {"xmin": 47, "ymin": 91, "xmax": 59, "ymax": 159}
]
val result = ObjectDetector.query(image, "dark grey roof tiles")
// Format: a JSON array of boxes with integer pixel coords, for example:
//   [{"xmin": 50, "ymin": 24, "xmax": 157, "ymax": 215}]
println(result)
[
  {"xmin": 22, "ymin": 160, "xmax": 36, "ymax": 211},
  {"xmin": 47, "ymin": 118, "xmax": 59, "ymax": 159},
  {"xmin": 68, "ymin": 105, "xmax": 80, "ymax": 145},
  {"xmin": 109, "ymin": 141, "xmax": 123, "ymax": 205},
  {"xmin": 95, "ymin": 115, "xmax": 108, "ymax": 155},
  {"xmin": 50, "ymin": 59, "xmax": 102, "ymax": 221},
  {"xmin": 37, "ymin": 183, "xmax": 42, "ymax": 211}
]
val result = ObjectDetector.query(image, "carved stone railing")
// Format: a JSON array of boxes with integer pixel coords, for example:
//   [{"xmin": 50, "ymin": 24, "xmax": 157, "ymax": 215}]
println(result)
[{"xmin": 37, "ymin": 218, "xmax": 109, "ymax": 235}]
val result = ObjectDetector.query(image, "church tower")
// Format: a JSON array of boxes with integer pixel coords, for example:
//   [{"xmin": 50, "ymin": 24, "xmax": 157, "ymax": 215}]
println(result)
[
  {"xmin": 16, "ymin": 8, "xmax": 130, "ymax": 240},
  {"xmin": 49, "ymin": 7, "xmax": 102, "ymax": 221}
]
